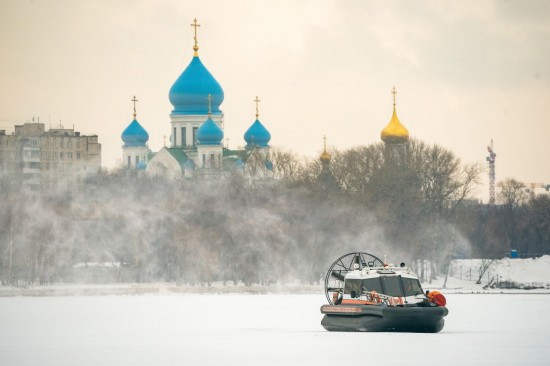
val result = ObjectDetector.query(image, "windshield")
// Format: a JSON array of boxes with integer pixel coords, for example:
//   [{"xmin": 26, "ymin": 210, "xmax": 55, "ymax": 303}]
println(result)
[
  {"xmin": 380, "ymin": 276, "xmax": 402, "ymax": 297},
  {"xmin": 344, "ymin": 276, "xmax": 423, "ymax": 297},
  {"xmin": 401, "ymin": 277, "xmax": 423, "ymax": 296}
]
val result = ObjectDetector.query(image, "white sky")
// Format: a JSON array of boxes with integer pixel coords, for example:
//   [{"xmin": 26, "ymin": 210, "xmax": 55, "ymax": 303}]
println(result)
[{"xmin": 1, "ymin": 0, "xmax": 549, "ymax": 201}]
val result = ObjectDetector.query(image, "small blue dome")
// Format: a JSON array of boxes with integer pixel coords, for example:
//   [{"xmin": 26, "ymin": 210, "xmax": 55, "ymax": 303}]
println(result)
[
  {"xmin": 137, "ymin": 160, "xmax": 147, "ymax": 170},
  {"xmin": 244, "ymin": 119, "xmax": 271, "ymax": 147},
  {"xmin": 169, "ymin": 56, "xmax": 224, "ymax": 115},
  {"xmin": 121, "ymin": 119, "xmax": 149, "ymax": 147},
  {"xmin": 197, "ymin": 117, "xmax": 223, "ymax": 145},
  {"xmin": 184, "ymin": 159, "xmax": 195, "ymax": 170},
  {"xmin": 235, "ymin": 159, "xmax": 244, "ymax": 170}
]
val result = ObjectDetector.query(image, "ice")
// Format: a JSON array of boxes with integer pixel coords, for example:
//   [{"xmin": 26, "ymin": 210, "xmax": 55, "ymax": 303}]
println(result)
[{"xmin": 0, "ymin": 293, "xmax": 548, "ymax": 366}]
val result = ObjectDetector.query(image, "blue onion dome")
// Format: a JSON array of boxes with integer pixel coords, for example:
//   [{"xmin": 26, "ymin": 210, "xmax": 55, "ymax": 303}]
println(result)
[
  {"xmin": 136, "ymin": 160, "xmax": 147, "ymax": 170},
  {"xmin": 196, "ymin": 116, "xmax": 223, "ymax": 145},
  {"xmin": 235, "ymin": 159, "xmax": 244, "ymax": 170},
  {"xmin": 244, "ymin": 119, "xmax": 271, "ymax": 147},
  {"xmin": 169, "ymin": 56, "xmax": 224, "ymax": 115},
  {"xmin": 184, "ymin": 159, "xmax": 195, "ymax": 170},
  {"xmin": 121, "ymin": 119, "xmax": 149, "ymax": 147}
]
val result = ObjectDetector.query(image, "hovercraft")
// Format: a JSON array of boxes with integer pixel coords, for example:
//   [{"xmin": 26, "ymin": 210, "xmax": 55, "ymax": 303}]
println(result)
[{"xmin": 320, "ymin": 252, "xmax": 448, "ymax": 332}]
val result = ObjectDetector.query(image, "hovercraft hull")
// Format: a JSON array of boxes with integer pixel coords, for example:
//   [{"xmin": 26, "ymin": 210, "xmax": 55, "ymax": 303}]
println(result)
[{"xmin": 320, "ymin": 304, "xmax": 448, "ymax": 333}]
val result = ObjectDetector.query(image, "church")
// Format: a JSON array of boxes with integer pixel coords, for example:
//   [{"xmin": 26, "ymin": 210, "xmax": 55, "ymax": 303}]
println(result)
[
  {"xmin": 121, "ymin": 20, "xmax": 410, "ymax": 183},
  {"xmin": 120, "ymin": 19, "xmax": 272, "ymax": 179}
]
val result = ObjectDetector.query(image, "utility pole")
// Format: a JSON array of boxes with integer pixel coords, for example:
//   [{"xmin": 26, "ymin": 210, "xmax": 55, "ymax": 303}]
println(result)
[{"xmin": 486, "ymin": 140, "xmax": 496, "ymax": 205}]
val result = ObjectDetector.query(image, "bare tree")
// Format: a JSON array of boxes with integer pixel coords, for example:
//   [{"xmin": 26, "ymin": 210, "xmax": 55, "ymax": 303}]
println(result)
[
  {"xmin": 268, "ymin": 146, "xmax": 303, "ymax": 182},
  {"xmin": 497, "ymin": 179, "xmax": 527, "ymax": 208},
  {"xmin": 476, "ymin": 259, "xmax": 494, "ymax": 284}
]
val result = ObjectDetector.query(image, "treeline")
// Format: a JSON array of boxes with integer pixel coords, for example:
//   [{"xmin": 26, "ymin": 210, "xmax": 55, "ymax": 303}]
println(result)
[{"xmin": 0, "ymin": 139, "xmax": 549, "ymax": 286}]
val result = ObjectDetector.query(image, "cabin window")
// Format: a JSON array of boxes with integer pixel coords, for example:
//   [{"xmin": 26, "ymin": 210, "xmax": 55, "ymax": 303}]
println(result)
[
  {"xmin": 361, "ymin": 278, "xmax": 383, "ymax": 295},
  {"xmin": 401, "ymin": 278, "xmax": 423, "ymax": 296},
  {"xmin": 344, "ymin": 279, "xmax": 362, "ymax": 298},
  {"xmin": 380, "ymin": 276, "xmax": 403, "ymax": 297}
]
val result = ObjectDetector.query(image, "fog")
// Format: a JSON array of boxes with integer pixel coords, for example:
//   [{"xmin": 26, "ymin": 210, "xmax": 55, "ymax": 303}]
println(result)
[{"xmin": 1, "ymin": 171, "xmax": 399, "ymax": 285}]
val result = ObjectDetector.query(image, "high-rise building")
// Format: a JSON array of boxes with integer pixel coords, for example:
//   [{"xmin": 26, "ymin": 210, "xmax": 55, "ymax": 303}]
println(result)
[{"xmin": 0, "ymin": 122, "xmax": 101, "ymax": 191}]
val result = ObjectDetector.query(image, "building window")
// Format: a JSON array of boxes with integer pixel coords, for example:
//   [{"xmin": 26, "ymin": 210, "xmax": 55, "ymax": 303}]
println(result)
[
  {"xmin": 67, "ymin": 152, "xmax": 73, "ymax": 159},
  {"xmin": 181, "ymin": 127, "xmax": 186, "ymax": 147},
  {"xmin": 193, "ymin": 127, "xmax": 198, "ymax": 146},
  {"xmin": 173, "ymin": 127, "xmax": 177, "ymax": 146},
  {"xmin": 77, "ymin": 152, "xmax": 81, "ymax": 159},
  {"xmin": 59, "ymin": 152, "xmax": 64, "ymax": 159},
  {"xmin": 127, "ymin": 156, "xmax": 131, "ymax": 168},
  {"xmin": 135, "ymin": 155, "xmax": 139, "ymax": 168}
]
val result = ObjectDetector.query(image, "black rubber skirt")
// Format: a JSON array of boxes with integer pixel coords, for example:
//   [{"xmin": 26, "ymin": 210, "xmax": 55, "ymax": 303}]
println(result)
[{"xmin": 320, "ymin": 304, "xmax": 449, "ymax": 333}]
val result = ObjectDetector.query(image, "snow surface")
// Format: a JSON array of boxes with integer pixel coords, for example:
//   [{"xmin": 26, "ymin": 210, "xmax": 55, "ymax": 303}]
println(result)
[
  {"xmin": 449, "ymin": 256, "xmax": 550, "ymax": 287},
  {"xmin": 1, "ymin": 256, "xmax": 549, "ymax": 365},
  {"xmin": 0, "ymin": 293, "xmax": 549, "ymax": 366}
]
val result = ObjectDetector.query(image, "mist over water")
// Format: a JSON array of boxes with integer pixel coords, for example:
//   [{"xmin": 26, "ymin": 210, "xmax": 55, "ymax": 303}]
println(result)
[
  {"xmin": 1, "ymin": 171, "xmax": 403, "ymax": 286},
  {"xmin": 2, "ymin": 138, "xmax": 513, "ymax": 287}
]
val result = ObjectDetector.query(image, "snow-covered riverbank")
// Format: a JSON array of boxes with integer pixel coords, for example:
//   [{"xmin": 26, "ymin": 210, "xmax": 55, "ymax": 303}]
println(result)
[{"xmin": 1, "ymin": 255, "xmax": 548, "ymax": 296}]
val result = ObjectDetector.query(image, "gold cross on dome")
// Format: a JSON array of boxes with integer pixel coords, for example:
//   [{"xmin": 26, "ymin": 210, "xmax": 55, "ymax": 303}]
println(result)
[
  {"xmin": 391, "ymin": 86, "xmax": 397, "ymax": 106},
  {"xmin": 131, "ymin": 95, "xmax": 138, "ymax": 118},
  {"xmin": 323, "ymin": 134, "xmax": 327, "ymax": 151},
  {"xmin": 254, "ymin": 96, "xmax": 261, "ymax": 119},
  {"xmin": 191, "ymin": 18, "xmax": 200, "ymax": 55}
]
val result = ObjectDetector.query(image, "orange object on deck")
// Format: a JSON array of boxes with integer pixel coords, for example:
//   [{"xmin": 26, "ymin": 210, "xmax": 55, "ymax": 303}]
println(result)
[{"xmin": 428, "ymin": 291, "xmax": 447, "ymax": 306}]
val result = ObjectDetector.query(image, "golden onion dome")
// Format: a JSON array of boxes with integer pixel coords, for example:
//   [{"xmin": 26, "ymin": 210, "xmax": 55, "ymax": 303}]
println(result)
[
  {"xmin": 320, "ymin": 135, "xmax": 331, "ymax": 162},
  {"xmin": 320, "ymin": 150, "xmax": 331, "ymax": 162},
  {"xmin": 381, "ymin": 87, "xmax": 409, "ymax": 144}
]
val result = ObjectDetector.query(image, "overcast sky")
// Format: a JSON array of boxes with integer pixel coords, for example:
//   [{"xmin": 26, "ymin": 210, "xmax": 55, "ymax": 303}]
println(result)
[{"xmin": 1, "ymin": 0, "xmax": 549, "ymax": 201}]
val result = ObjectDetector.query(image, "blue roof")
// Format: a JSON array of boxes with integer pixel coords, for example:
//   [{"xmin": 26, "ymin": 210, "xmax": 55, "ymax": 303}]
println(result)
[
  {"xmin": 169, "ymin": 56, "xmax": 224, "ymax": 115},
  {"xmin": 197, "ymin": 116, "xmax": 223, "ymax": 145},
  {"xmin": 244, "ymin": 119, "xmax": 271, "ymax": 147},
  {"xmin": 184, "ymin": 159, "xmax": 195, "ymax": 170},
  {"xmin": 136, "ymin": 160, "xmax": 147, "ymax": 170},
  {"xmin": 121, "ymin": 119, "xmax": 149, "ymax": 147},
  {"xmin": 235, "ymin": 159, "xmax": 244, "ymax": 170}
]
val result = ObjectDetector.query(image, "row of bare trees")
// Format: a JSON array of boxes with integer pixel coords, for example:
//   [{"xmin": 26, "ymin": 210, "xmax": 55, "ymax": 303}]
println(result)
[{"xmin": 1, "ymin": 139, "xmax": 548, "ymax": 286}]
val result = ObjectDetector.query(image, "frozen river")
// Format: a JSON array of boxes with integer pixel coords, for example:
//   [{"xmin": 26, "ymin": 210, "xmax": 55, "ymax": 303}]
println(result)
[{"xmin": 0, "ymin": 293, "xmax": 548, "ymax": 365}]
